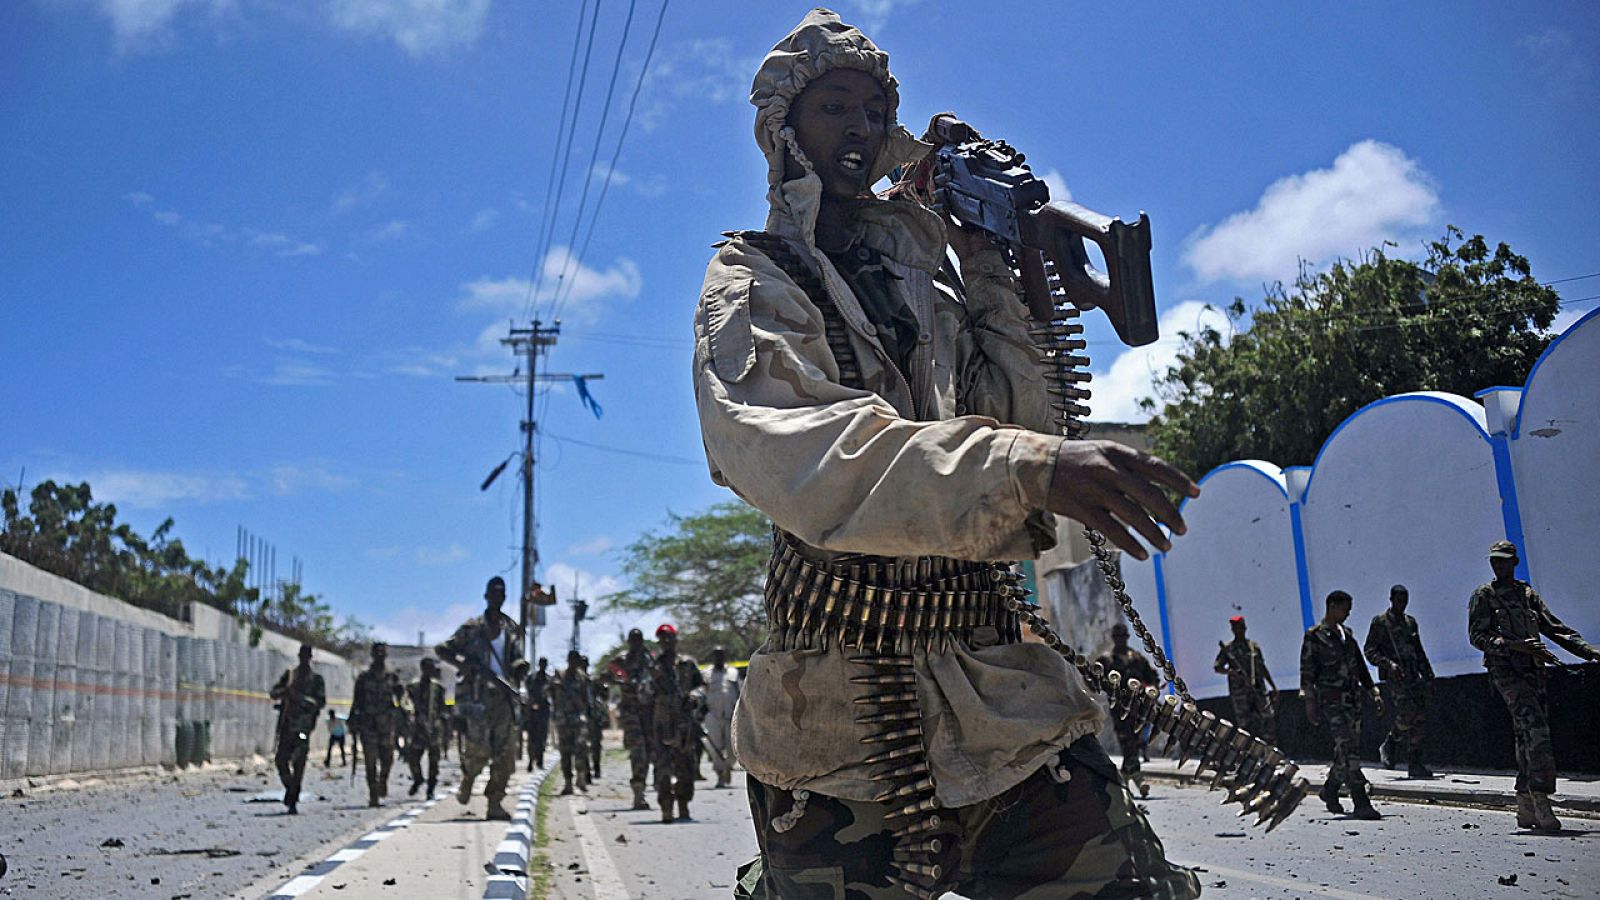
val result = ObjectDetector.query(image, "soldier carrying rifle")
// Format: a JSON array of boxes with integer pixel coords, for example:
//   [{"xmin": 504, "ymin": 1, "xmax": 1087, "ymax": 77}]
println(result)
[
  {"xmin": 436, "ymin": 576, "xmax": 528, "ymax": 821},
  {"xmin": 269, "ymin": 643, "xmax": 325, "ymax": 815}
]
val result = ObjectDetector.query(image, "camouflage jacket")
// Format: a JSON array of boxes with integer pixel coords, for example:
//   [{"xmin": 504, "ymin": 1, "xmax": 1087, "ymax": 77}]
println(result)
[
  {"xmin": 1299, "ymin": 622, "xmax": 1375, "ymax": 699},
  {"xmin": 270, "ymin": 665, "xmax": 326, "ymax": 738},
  {"xmin": 350, "ymin": 667, "xmax": 399, "ymax": 734},
  {"xmin": 523, "ymin": 669, "xmax": 549, "ymax": 717},
  {"xmin": 1468, "ymin": 579, "xmax": 1597, "ymax": 671},
  {"xmin": 1364, "ymin": 610, "xmax": 1434, "ymax": 682},
  {"xmin": 549, "ymin": 669, "xmax": 590, "ymax": 728},
  {"xmin": 407, "ymin": 678, "xmax": 449, "ymax": 740},
  {"xmin": 1214, "ymin": 638, "xmax": 1273, "ymax": 696},
  {"xmin": 611, "ymin": 647, "xmax": 655, "ymax": 713},
  {"xmin": 435, "ymin": 612, "xmax": 527, "ymax": 699},
  {"xmin": 650, "ymin": 654, "xmax": 705, "ymax": 749},
  {"xmin": 1096, "ymin": 646, "xmax": 1159, "ymax": 691},
  {"xmin": 695, "ymin": 14, "xmax": 1103, "ymax": 808}
]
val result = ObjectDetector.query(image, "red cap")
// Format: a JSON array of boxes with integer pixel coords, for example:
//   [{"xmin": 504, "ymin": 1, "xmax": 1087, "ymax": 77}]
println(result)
[
  {"xmin": 655, "ymin": 623, "xmax": 677, "ymax": 638},
  {"xmin": 1229, "ymin": 616, "xmax": 1245, "ymax": 624}
]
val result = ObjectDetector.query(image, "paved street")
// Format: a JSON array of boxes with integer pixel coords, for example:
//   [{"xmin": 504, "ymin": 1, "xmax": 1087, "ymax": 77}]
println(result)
[{"xmin": 4, "ymin": 740, "xmax": 1598, "ymax": 899}]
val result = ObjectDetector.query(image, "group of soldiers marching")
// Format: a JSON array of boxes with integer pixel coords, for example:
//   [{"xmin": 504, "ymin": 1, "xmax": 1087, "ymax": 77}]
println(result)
[
  {"xmin": 1098, "ymin": 540, "xmax": 1599, "ymax": 831},
  {"xmin": 271, "ymin": 574, "xmax": 742, "ymax": 825},
  {"xmin": 524, "ymin": 623, "xmax": 739, "ymax": 823}
]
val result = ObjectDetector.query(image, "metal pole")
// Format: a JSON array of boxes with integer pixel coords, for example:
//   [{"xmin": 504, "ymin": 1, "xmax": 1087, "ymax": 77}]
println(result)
[{"xmin": 520, "ymin": 322, "xmax": 540, "ymax": 669}]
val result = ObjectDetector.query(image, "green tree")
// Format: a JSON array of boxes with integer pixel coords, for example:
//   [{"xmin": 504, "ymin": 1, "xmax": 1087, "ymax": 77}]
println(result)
[
  {"xmin": 1144, "ymin": 228, "xmax": 1560, "ymax": 478},
  {"xmin": 604, "ymin": 500, "xmax": 771, "ymax": 660}
]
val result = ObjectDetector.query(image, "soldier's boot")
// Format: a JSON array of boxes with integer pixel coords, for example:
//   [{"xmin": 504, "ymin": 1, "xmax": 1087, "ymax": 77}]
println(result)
[
  {"xmin": 1377, "ymin": 734, "xmax": 1395, "ymax": 770},
  {"xmin": 485, "ymin": 799, "xmax": 512, "ymax": 821},
  {"xmin": 631, "ymin": 785, "xmax": 650, "ymax": 811},
  {"xmin": 426, "ymin": 780, "xmax": 436, "ymax": 800},
  {"xmin": 368, "ymin": 787, "xmax": 381, "ymax": 808},
  {"xmin": 560, "ymin": 775, "xmax": 574, "ymax": 796},
  {"xmin": 1406, "ymin": 752, "xmax": 1433, "ymax": 779},
  {"xmin": 1530, "ymin": 792, "xmax": 1563, "ymax": 833},
  {"xmin": 1515, "ymin": 791, "xmax": 1537, "ymax": 829},
  {"xmin": 677, "ymin": 798, "xmax": 690, "ymax": 822},
  {"xmin": 1349, "ymin": 785, "xmax": 1382, "ymax": 821},
  {"xmin": 456, "ymin": 775, "xmax": 475, "ymax": 805},
  {"xmin": 1320, "ymin": 779, "xmax": 1345, "ymax": 815},
  {"xmin": 409, "ymin": 777, "xmax": 422, "ymax": 796},
  {"xmin": 660, "ymin": 796, "xmax": 675, "ymax": 824}
]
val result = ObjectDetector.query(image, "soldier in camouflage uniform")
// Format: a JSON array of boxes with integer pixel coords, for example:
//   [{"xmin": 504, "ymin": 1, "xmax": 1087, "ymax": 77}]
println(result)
[
  {"xmin": 1363, "ymin": 585, "xmax": 1435, "ymax": 778},
  {"xmin": 611, "ymin": 628, "xmax": 656, "ymax": 809},
  {"xmin": 269, "ymin": 643, "xmax": 325, "ymax": 815},
  {"xmin": 1096, "ymin": 623, "xmax": 1160, "ymax": 797},
  {"xmin": 1468, "ymin": 540, "xmax": 1600, "ymax": 833},
  {"xmin": 650, "ymin": 624, "xmax": 704, "ymax": 823},
  {"xmin": 436, "ymin": 576, "xmax": 528, "ymax": 821},
  {"xmin": 585, "ymin": 655, "xmax": 606, "ymax": 777},
  {"xmin": 350, "ymin": 642, "xmax": 399, "ymax": 807},
  {"xmin": 524, "ymin": 656, "xmax": 551, "ymax": 771},
  {"xmin": 1213, "ymin": 615, "xmax": 1278, "ymax": 743},
  {"xmin": 550, "ymin": 649, "xmax": 593, "ymax": 795},
  {"xmin": 1301, "ymin": 591, "xmax": 1382, "ymax": 820},
  {"xmin": 696, "ymin": 10, "xmax": 1201, "ymax": 897},
  {"xmin": 406, "ymin": 657, "xmax": 449, "ymax": 799}
]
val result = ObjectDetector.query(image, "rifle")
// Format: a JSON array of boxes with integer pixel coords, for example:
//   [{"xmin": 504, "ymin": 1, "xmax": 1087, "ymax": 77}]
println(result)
[{"xmin": 913, "ymin": 115, "xmax": 1157, "ymax": 347}]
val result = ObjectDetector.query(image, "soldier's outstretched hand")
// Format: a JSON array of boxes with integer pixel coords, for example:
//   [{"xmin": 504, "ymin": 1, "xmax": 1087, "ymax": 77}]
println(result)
[{"xmin": 1047, "ymin": 440, "xmax": 1200, "ymax": 561}]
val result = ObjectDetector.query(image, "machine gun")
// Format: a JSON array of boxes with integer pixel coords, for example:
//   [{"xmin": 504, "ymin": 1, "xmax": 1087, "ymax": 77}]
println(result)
[{"xmin": 911, "ymin": 114, "xmax": 1157, "ymax": 347}]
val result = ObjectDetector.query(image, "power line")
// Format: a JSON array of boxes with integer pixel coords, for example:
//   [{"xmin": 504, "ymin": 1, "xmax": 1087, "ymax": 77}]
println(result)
[
  {"xmin": 547, "ymin": 0, "xmax": 640, "ymax": 322},
  {"xmin": 544, "ymin": 431, "xmax": 703, "ymax": 465},
  {"xmin": 528, "ymin": 0, "xmax": 607, "ymax": 324},
  {"xmin": 553, "ymin": 0, "xmax": 672, "ymax": 321},
  {"xmin": 1544, "ymin": 271, "xmax": 1600, "ymax": 286},
  {"xmin": 522, "ymin": 0, "xmax": 592, "ymax": 324}
]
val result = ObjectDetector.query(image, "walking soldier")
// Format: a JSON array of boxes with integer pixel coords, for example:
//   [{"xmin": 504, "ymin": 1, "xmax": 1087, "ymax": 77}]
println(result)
[
  {"xmin": 269, "ymin": 643, "xmax": 325, "ymax": 815},
  {"xmin": 436, "ymin": 576, "xmax": 529, "ymax": 821},
  {"xmin": 551, "ymin": 649, "xmax": 593, "ymax": 795},
  {"xmin": 1214, "ymin": 615, "xmax": 1279, "ymax": 742},
  {"xmin": 1097, "ymin": 624, "xmax": 1159, "ymax": 797},
  {"xmin": 524, "ymin": 657, "xmax": 551, "ymax": 771},
  {"xmin": 1363, "ymin": 584, "xmax": 1435, "ymax": 777},
  {"xmin": 1469, "ymin": 540, "xmax": 1600, "ymax": 832},
  {"xmin": 350, "ymin": 642, "xmax": 399, "ymax": 807},
  {"xmin": 406, "ymin": 657, "xmax": 449, "ymax": 799},
  {"xmin": 650, "ymin": 624, "xmax": 704, "ymax": 823},
  {"xmin": 610, "ymin": 629, "xmax": 656, "ymax": 809},
  {"xmin": 1301, "ymin": 591, "xmax": 1383, "ymax": 820}
]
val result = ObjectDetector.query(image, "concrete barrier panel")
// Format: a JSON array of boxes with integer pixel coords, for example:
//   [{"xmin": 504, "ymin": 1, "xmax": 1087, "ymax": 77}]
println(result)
[
  {"xmin": 92, "ymin": 614, "xmax": 115, "ymax": 769},
  {"xmin": 143, "ymin": 628, "xmax": 162, "ymax": 765},
  {"xmin": 28, "ymin": 659, "xmax": 54, "ymax": 777},
  {"xmin": 74, "ymin": 612, "xmax": 99, "ymax": 773},
  {"xmin": 1, "ymin": 658, "xmax": 28, "ymax": 779},
  {"xmin": 0, "ymin": 590, "xmax": 14, "ymax": 659},
  {"xmin": 9, "ymin": 592, "xmax": 37, "ymax": 660},
  {"xmin": 54, "ymin": 607, "xmax": 80, "ymax": 774},
  {"xmin": 113, "ymin": 621, "xmax": 133, "ymax": 769},
  {"xmin": 160, "ymin": 633, "xmax": 178, "ymax": 766}
]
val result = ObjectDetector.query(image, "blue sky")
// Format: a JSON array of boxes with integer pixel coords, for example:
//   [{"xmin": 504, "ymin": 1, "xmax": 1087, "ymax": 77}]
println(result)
[{"xmin": 4, "ymin": 1, "xmax": 1597, "ymax": 660}]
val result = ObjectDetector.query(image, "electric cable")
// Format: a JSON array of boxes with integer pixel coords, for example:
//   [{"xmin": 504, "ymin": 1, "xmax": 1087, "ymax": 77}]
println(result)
[{"xmin": 522, "ymin": 0, "xmax": 593, "ymax": 324}]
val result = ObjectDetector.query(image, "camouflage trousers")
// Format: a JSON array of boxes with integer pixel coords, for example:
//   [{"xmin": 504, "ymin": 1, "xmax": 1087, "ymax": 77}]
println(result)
[
  {"xmin": 526, "ymin": 709, "xmax": 549, "ymax": 765},
  {"xmin": 275, "ymin": 731, "xmax": 309, "ymax": 808},
  {"xmin": 621, "ymin": 712, "xmax": 652, "ymax": 792},
  {"xmin": 735, "ymin": 737, "xmax": 1200, "ymax": 900},
  {"xmin": 557, "ymin": 720, "xmax": 591, "ymax": 786},
  {"xmin": 357, "ymin": 729, "xmax": 394, "ymax": 796},
  {"xmin": 1228, "ymin": 688, "xmax": 1276, "ymax": 743},
  {"xmin": 461, "ymin": 691, "xmax": 520, "ymax": 803},
  {"xmin": 654, "ymin": 735, "xmax": 696, "ymax": 808},
  {"xmin": 1112, "ymin": 720, "xmax": 1144, "ymax": 776},
  {"xmin": 1380, "ymin": 679, "xmax": 1428, "ymax": 755},
  {"xmin": 1489, "ymin": 666, "xmax": 1554, "ymax": 793},
  {"xmin": 407, "ymin": 731, "xmax": 441, "ymax": 789},
  {"xmin": 1319, "ymin": 695, "xmax": 1366, "ymax": 789}
]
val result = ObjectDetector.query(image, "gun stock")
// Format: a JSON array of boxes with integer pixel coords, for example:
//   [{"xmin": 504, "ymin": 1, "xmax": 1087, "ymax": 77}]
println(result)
[{"xmin": 1024, "ymin": 202, "xmax": 1157, "ymax": 347}]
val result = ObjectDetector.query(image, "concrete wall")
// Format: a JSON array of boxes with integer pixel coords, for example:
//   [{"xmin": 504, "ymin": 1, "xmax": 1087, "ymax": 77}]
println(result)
[
  {"xmin": 1041, "ymin": 308, "xmax": 1599, "ymax": 704},
  {"xmin": 0, "ymin": 552, "xmax": 357, "ymax": 781}
]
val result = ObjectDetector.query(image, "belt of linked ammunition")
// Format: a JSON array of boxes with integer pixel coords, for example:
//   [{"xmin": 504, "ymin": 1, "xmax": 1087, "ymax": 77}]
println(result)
[{"xmin": 764, "ymin": 530, "xmax": 1021, "ymax": 653}]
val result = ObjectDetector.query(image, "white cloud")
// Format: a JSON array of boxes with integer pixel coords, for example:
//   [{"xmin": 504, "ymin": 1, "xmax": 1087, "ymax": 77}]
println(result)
[
  {"xmin": 125, "ymin": 192, "xmax": 322, "ymax": 258},
  {"xmin": 86, "ymin": 467, "xmax": 252, "ymax": 508},
  {"xmin": 840, "ymin": 0, "xmax": 922, "ymax": 34},
  {"xmin": 363, "ymin": 219, "xmax": 413, "ymax": 244},
  {"xmin": 256, "ymin": 359, "xmax": 339, "ymax": 387},
  {"xmin": 332, "ymin": 172, "xmax": 390, "ymax": 212},
  {"xmin": 1546, "ymin": 302, "xmax": 1596, "ymax": 337},
  {"xmin": 1086, "ymin": 300, "xmax": 1232, "ymax": 423},
  {"xmin": 1518, "ymin": 28, "xmax": 1593, "ymax": 89},
  {"xmin": 415, "ymin": 543, "xmax": 471, "ymax": 566},
  {"xmin": 468, "ymin": 207, "xmax": 500, "ymax": 232},
  {"xmin": 265, "ymin": 337, "xmax": 339, "ymax": 355},
  {"xmin": 635, "ymin": 38, "xmax": 762, "ymax": 131},
  {"xmin": 1183, "ymin": 140, "xmax": 1440, "ymax": 285},
  {"xmin": 88, "ymin": 0, "xmax": 236, "ymax": 53},
  {"xmin": 566, "ymin": 535, "xmax": 614, "ymax": 557},
  {"xmin": 1038, "ymin": 168, "xmax": 1072, "ymax": 203},
  {"xmin": 455, "ymin": 247, "xmax": 641, "ymax": 323},
  {"xmin": 267, "ymin": 463, "xmax": 354, "ymax": 495},
  {"xmin": 369, "ymin": 600, "xmax": 480, "ymax": 648},
  {"xmin": 326, "ymin": 0, "xmax": 491, "ymax": 56},
  {"xmin": 536, "ymin": 561, "xmax": 642, "ymax": 661},
  {"xmin": 590, "ymin": 163, "xmax": 665, "ymax": 198}
]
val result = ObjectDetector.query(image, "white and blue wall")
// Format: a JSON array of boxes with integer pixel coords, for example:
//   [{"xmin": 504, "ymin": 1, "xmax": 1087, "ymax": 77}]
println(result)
[{"xmin": 1109, "ymin": 309, "xmax": 1599, "ymax": 696}]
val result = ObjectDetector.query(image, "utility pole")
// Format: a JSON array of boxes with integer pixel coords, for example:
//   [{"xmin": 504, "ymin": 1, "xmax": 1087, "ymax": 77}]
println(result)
[
  {"xmin": 569, "ymin": 572, "xmax": 588, "ymax": 655},
  {"xmin": 458, "ymin": 319, "xmax": 603, "ymax": 668}
]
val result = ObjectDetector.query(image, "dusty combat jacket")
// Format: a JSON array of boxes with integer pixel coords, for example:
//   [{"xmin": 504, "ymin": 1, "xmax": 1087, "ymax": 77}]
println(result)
[
  {"xmin": 1215, "ymin": 638, "xmax": 1273, "ymax": 697},
  {"xmin": 1363, "ymin": 610, "xmax": 1434, "ymax": 683},
  {"xmin": 1097, "ymin": 646, "xmax": 1159, "ymax": 690},
  {"xmin": 271, "ymin": 665, "xmax": 326, "ymax": 739},
  {"xmin": 695, "ymin": 182, "xmax": 1103, "ymax": 807},
  {"xmin": 1468, "ymin": 579, "xmax": 1597, "ymax": 672},
  {"xmin": 1299, "ymin": 622, "xmax": 1375, "ymax": 700},
  {"xmin": 350, "ymin": 667, "xmax": 399, "ymax": 736},
  {"xmin": 407, "ymin": 678, "xmax": 448, "ymax": 744}
]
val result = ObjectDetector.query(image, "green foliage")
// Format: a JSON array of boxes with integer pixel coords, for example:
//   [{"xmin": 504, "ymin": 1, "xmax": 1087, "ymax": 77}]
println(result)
[
  {"xmin": 1143, "ymin": 228, "xmax": 1560, "ymax": 479},
  {"xmin": 603, "ymin": 500, "xmax": 771, "ymax": 660},
  {"xmin": 0, "ymin": 479, "xmax": 368, "ymax": 656}
]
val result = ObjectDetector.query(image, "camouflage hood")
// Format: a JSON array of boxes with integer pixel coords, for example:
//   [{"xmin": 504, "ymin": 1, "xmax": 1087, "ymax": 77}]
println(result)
[{"xmin": 750, "ymin": 8, "xmax": 930, "ymax": 246}]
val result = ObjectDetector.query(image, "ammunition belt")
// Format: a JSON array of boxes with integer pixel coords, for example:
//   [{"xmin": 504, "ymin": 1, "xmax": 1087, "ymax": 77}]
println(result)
[
  {"xmin": 721, "ymin": 230, "xmax": 865, "ymax": 390},
  {"xmin": 764, "ymin": 529, "xmax": 1021, "ymax": 654}
]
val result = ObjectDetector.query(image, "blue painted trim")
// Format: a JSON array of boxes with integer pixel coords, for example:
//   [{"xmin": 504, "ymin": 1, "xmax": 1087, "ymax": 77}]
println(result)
[
  {"xmin": 1513, "ymin": 305, "xmax": 1599, "ymax": 439},
  {"xmin": 1473, "ymin": 385, "xmax": 1524, "ymax": 399},
  {"xmin": 1487, "ymin": 433, "xmax": 1531, "ymax": 581},
  {"xmin": 1186, "ymin": 461, "xmax": 1290, "ymax": 511},
  {"xmin": 1152, "ymin": 553, "xmax": 1177, "ymax": 694},
  {"xmin": 1301, "ymin": 392, "xmax": 1490, "ymax": 502},
  {"xmin": 1287, "ymin": 496, "xmax": 1316, "ymax": 630}
]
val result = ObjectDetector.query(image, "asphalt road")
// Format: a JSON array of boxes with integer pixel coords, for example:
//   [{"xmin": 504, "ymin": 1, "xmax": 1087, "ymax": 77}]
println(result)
[
  {"xmin": 0, "ymin": 751, "xmax": 462, "ymax": 899},
  {"xmin": 538, "ymin": 751, "xmax": 1599, "ymax": 900}
]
